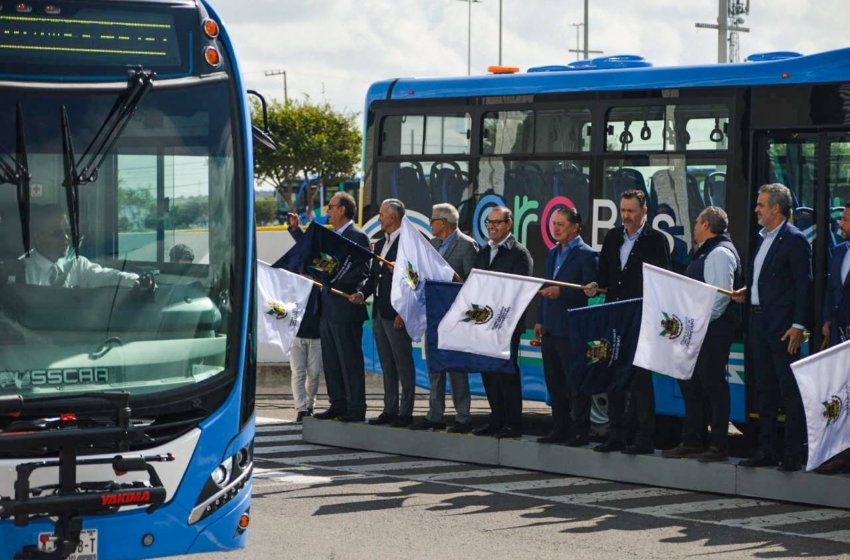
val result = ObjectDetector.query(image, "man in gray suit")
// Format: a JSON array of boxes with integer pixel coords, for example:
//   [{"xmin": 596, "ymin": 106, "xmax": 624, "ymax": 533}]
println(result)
[{"xmin": 410, "ymin": 203, "xmax": 478, "ymax": 433}]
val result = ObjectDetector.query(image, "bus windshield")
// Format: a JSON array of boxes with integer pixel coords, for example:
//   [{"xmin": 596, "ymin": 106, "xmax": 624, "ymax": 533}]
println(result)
[{"xmin": 0, "ymin": 79, "xmax": 239, "ymax": 399}]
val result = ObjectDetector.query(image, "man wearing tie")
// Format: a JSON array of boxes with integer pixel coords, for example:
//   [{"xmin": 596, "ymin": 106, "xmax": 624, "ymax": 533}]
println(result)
[
  {"xmin": 289, "ymin": 192, "xmax": 371, "ymax": 423},
  {"xmin": 351, "ymin": 199, "xmax": 416, "ymax": 428},
  {"xmin": 471, "ymin": 206, "xmax": 533, "ymax": 439},
  {"xmin": 732, "ymin": 183, "xmax": 812, "ymax": 472},
  {"xmin": 534, "ymin": 207, "xmax": 598, "ymax": 445},
  {"xmin": 410, "ymin": 203, "xmax": 478, "ymax": 433}
]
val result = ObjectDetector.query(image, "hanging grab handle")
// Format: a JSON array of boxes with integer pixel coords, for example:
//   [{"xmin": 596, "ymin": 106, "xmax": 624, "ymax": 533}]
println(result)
[
  {"xmin": 710, "ymin": 118, "xmax": 725, "ymax": 143},
  {"xmin": 640, "ymin": 121, "xmax": 651, "ymax": 141}
]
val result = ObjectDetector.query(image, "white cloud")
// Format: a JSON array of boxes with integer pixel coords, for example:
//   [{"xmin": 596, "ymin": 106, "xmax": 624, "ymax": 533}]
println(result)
[{"xmin": 212, "ymin": 0, "xmax": 850, "ymax": 113}]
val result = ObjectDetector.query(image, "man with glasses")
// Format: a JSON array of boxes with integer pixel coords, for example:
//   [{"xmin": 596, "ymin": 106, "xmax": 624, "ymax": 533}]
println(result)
[
  {"xmin": 24, "ymin": 204, "xmax": 139, "ymax": 288},
  {"xmin": 471, "ymin": 206, "xmax": 533, "ymax": 439},
  {"xmin": 410, "ymin": 203, "xmax": 479, "ymax": 433}
]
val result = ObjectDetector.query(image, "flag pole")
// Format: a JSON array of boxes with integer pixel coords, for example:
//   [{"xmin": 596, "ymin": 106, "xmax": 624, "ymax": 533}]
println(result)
[
  {"xmin": 299, "ymin": 273, "xmax": 352, "ymax": 300},
  {"xmin": 540, "ymin": 278, "xmax": 608, "ymax": 295},
  {"xmin": 376, "ymin": 256, "xmax": 462, "ymax": 282}
]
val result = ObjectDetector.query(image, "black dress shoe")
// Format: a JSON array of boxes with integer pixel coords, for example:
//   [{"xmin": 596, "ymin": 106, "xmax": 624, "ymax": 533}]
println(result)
[
  {"xmin": 621, "ymin": 444, "xmax": 654, "ymax": 455},
  {"xmin": 593, "ymin": 441, "xmax": 625, "ymax": 453},
  {"xmin": 409, "ymin": 419, "xmax": 446, "ymax": 431},
  {"xmin": 307, "ymin": 408, "xmax": 313, "ymax": 416},
  {"xmin": 537, "ymin": 431, "xmax": 569, "ymax": 444},
  {"xmin": 313, "ymin": 409, "xmax": 343, "ymax": 420},
  {"xmin": 738, "ymin": 454, "xmax": 778, "ymax": 468},
  {"xmin": 447, "ymin": 422, "xmax": 472, "ymax": 434},
  {"xmin": 390, "ymin": 415, "xmax": 413, "ymax": 428},
  {"xmin": 338, "ymin": 412, "xmax": 365, "ymax": 423},
  {"xmin": 566, "ymin": 435, "xmax": 590, "ymax": 448},
  {"xmin": 778, "ymin": 456, "xmax": 803, "ymax": 472},
  {"xmin": 472, "ymin": 424, "xmax": 501, "ymax": 437},
  {"xmin": 296, "ymin": 410, "xmax": 311, "ymax": 423},
  {"xmin": 494, "ymin": 427, "xmax": 522, "ymax": 439},
  {"xmin": 367, "ymin": 413, "xmax": 396, "ymax": 426}
]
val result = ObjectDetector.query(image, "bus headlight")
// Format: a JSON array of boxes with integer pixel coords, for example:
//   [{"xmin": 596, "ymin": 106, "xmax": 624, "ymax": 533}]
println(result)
[
  {"xmin": 211, "ymin": 457, "xmax": 232, "ymax": 488},
  {"xmin": 189, "ymin": 444, "xmax": 253, "ymax": 525}
]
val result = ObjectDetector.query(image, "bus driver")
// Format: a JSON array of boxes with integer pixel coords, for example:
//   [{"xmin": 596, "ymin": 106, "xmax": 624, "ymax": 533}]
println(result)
[{"xmin": 23, "ymin": 204, "xmax": 139, "ymax": 288}]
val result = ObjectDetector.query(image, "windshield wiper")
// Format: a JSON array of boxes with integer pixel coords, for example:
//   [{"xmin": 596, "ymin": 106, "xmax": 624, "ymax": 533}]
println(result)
[
  {"xmin": 0, "ymin": 103, "xmax": 32, "ymax": 254},
  {"xmin": 61, "ymin": 67, "xmax": 156, "ymax": 256}
]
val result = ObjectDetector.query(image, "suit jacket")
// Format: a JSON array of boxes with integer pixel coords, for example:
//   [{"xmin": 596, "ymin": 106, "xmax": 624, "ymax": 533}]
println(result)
[
  {"xmin": 429, "ymin": 230, "xmax": 479, "ymax": 280},
  {"xmin": 823, "ymin": 241, "xmax": 850, "ymax": 325},
  {"xmin": 747, "ymin": 221, "xmax": 812, "ymax": 340},
  {"xmin": 290, "ymin": 222, "xmax": 370, "ymax": 323},
  {"xmin": 472, "ymin": 235, "xmax": 534, "ymax": 334},
  {"xmin": 361, "ymin": 234, "xmax": 399, "ymax": 320},
  {"xmin": 535, "ymin": 239, "xmax": 599, "ymax": 338},
  {"xmin": 597, "ymin": 224, "xmax": 670, "ymax": 302}
]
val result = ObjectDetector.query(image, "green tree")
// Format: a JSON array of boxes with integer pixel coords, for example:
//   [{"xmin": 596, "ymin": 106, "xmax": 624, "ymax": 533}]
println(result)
[
  {"xmin": 255, "ymin": 197, "xmax": 277, "ymax": 226},
  {"xmin": 252, "ymin": 98, "xmax": 361, "ymax": 218}
]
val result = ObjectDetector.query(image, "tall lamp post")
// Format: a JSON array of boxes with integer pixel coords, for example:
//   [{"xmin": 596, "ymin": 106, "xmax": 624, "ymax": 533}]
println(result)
[
  {"xmin": 570, "ymin": 23, "xmax": 583, "ymax": 61},
  {"xmin": 456, "ymin": 0, "xmax": 482, "ymax": 75}
]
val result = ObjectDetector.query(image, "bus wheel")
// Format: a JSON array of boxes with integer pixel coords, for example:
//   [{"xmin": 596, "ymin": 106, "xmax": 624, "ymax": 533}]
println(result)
[{"xmin": 589, "ymin": 394, "xmax": 610, "ymax": 439}]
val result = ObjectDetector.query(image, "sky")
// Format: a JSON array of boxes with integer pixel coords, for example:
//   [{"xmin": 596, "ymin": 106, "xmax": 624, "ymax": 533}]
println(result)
[{"xmin": 213, "ymin": 0, "xmax": 849, "ymax": 115}]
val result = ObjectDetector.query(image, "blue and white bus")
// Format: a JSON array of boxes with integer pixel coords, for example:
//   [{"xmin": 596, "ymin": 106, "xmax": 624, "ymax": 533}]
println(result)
[
  {"xmin": 359, "ymin": 49, "xmax": 850, "ymax": 439},
  {"xmin": 0, "ymin": 1, "xmax": 266, "ymax": 558}
]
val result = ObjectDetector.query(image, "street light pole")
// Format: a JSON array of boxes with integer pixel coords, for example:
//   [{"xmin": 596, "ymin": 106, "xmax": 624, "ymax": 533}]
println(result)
[
  {"xmin": 498, "ymin": 0, "xmax": 502, "ymax": 66},
  {"xmin": 570, "ymin": 23, "xmax": 583, "ymax": 61},
  {"xmin": 456, "ymin": 0, "xmax": 482, "ymax": 76},
  {"xmin": 583, "ymin": 0, "xmax": 589, "ymax": 60},
  {"xmin": 264, "ymin": 69, "xmax": 288, "ymax": 104}
]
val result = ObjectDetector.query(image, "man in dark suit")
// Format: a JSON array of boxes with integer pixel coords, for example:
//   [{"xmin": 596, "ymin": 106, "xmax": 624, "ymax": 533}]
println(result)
[
  {"xmin": 585, "ymin": 189, "xmax": 671, "ymax": 454},
  {"xmin": 410, "ymin": 203, "xmax": 479, "ymax": 433},
  {"xmin": 471, "ymin": 206, "xmax": 534, "ymax": 439},
  {"xmin": 289, "ymin": 192, "xmax": 370, "ymax": 422},
  {"xmin": 533, "ymin": 207, "xmax": 598, "ymax": 445},
  {"xmin": 732, "ymin": 183, "xmax": 812, "ymax": 472},
  {"xmin": 351, "ymin": 199, "xmax": 416, "ymax": 428}
]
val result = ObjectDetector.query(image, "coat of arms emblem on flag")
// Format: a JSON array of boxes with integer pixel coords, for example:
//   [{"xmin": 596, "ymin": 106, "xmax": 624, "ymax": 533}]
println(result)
[
  {"xmin": 310, "ymin": 253, "xmax": 339, "ymax": 275},
  {"xmin": 403, "ymin": 261, "xmax": 420, "ymax": 290},
  {"xmin": 586, "ymin": 339, "xmax": 611, "ymax": 365},
  {"xmin": 462, "ymin": 304, "xmax": 494, "ymax": 325}
]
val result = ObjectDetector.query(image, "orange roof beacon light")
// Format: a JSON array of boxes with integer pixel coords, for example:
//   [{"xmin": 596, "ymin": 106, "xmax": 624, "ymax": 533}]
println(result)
[
  {"xmin": 204, "ymin": 46, "xmax": 221, "ymax": 67},
  {"xmin": 16, "ymin": 3, "xmax": 32, "ymax": 13},
  {"xmin": 203, "ymin": 18, "xmax": 219, "ymax": 39},
  {"xmin": 488, "ymin": 66, "xmax": 520, "ymax": 75},
  {"xmin": 44, "ymin": 4, "xmax": 61, "ymax": 14}
]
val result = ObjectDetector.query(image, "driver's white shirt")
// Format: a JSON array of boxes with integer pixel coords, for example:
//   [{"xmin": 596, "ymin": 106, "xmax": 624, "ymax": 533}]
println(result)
[{"xmin": 23, "ymin": 249, "xmax": 139, "ymax": 288}]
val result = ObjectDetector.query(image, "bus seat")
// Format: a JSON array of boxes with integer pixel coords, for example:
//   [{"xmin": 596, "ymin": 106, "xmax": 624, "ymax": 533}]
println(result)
[
  {"xmin": 649, "ymin": 169, "xmax": 694, "ymax": 231},
  {"xmin": 552, "ymin": 167, "xmax": 590, "ymax": 216},
  {"xmin": 391, "ymin": 162, "xmax": 432, "ymax": 215},
  {"xmin": 686, "ymin": 173, "xmax": 705, "ymax": 226},
  {"xmin": 605, "ymin": 168, "xmax": 648, "ymax": 210},
  {"xmin": 504, "ymin": 162, "xmax": 546, "ymax": 207},
  {"xmin": 430, "ymin": 162, "xmax": 471, "ymax": 222},
  {"xmin": 833, "ymin": 183, "xmax": 850, "ymax": 206},
  {"xmin": 792, "ymin": 206, "xmax": 815, "ymax": 243},
  {"xmin": 704, "ymin": 172, "xmax": 726, "ymax": 208}
]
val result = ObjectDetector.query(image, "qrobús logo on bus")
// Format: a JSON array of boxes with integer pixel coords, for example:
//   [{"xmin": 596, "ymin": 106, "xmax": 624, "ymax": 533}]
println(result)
[{"xmin": 0, "ymin": 368, "xmax": 110, "ymax": 388}]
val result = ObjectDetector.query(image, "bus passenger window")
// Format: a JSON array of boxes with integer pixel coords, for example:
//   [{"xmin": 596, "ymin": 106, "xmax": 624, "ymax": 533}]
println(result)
[
  {"xmin": 683, "ymin": 105, "xmax": 730, "ymax": 151},
  {"xmin": 482, "ymin": 111, "xmax": 534, "ymax": 155},
  {"xmin": 380, "ymin": 114, "xmax": 471, "ymax": 156},
  {"xmin": 535, "ymin": 109, "xmax": 591, "ymax": 153}
]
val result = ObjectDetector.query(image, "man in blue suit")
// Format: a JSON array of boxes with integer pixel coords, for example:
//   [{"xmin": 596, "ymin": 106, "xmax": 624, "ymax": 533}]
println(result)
[
  {"xmin": 823, "ymin": 204, "xmax": 850, "ymax": 346},
  {"xmin": 533, "ymin": 207, "xmax": 599, "ymax": 445},
  {"xmin": 732, "ymin": 183, "xmax": 812, "ymax": 472}
]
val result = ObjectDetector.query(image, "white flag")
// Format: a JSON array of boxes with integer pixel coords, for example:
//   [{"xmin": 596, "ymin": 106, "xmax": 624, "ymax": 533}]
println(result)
[
  {"xmin": 791, "ymin": 340, "xmax": 850, "ymax": 471},
  {"xmin": 391, "ymin": 216, "xmax": 455, "ymax": 341},
  {"xmin": 437, "ymin": 269, "xmax": 542, "ymax": 359},
  {"xmin": 256, "ymin": 260, "xmax": 314, "ymax": 357},
  {"xmin": 633, "ymin": 264, "xmax": 717, "ymax": 380}
]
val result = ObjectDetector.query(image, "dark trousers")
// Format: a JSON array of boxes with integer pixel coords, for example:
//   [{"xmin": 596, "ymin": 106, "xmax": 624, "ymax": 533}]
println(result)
[
  {"xmin": 319, "ymin": 317, "xmax": 366, "ymax": 417},
  {"xmin": 749, "ymin": 310, "xmax": 806, "ymax": 459},
  {"xmin": 542, "ymin": 335, "xmax": 593, "ymax": 438},
  {"xmin": 678, "ymin": 318, "xmax": 734, "ymax": 451},
  {"xmin": 481, "ymin": 331, "xmax": 523, "ymax": 430},
  {"xmin": 608, "ymin": 367, "xmax": 655, "ymax": 448},
  {"xmin": 373, "ymin": 313, "xmax": 416, "ymax": 417}
]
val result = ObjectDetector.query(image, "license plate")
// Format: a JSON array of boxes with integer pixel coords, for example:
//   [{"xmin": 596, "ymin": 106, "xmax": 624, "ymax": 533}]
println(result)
[{"xmin": 38, "ymin": 529, "xmax": 98, "ymax": 560}]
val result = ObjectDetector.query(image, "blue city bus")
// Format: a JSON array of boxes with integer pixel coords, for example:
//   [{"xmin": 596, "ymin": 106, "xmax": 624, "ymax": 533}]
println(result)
[
  {"xmin": 0, "ymin": 1, "xmax": 266, "ymax": 558},
  {"xmin": 359, "ymin": 49, "xmax": 850, "ymax": 438}
]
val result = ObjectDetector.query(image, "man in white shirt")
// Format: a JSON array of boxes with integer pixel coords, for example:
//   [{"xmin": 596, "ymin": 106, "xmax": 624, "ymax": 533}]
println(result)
[{"xmin": 23, "ymin": 204, "xmax": 138, "ymax": 289}]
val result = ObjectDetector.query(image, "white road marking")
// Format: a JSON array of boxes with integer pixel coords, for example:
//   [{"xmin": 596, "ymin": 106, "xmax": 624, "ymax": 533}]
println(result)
[
  {"xmin": 263, "ymin": 452, "xmax": 397, "ymax": 464},
  {"xmin": 546, "ymin": 487, "xmax": 692, "ymax": 505},
  {"xmin": 344, "ymin": 460, "xmax": 459, "ymax": 473},
  {"xmin": 254, "ymin": 444, "xmax": 332, "ymax": 454},
  {"xmin": 256, "ymin": 417, "xmax": 294, "ymax": 426},
  {"xmin": 720, "ymin": 509, "xmax": 850, "ymax": 528},
  {"xmin": 628, "ymin": 498, "xmax": 775, "ymax": 516},
  {"xmin": 405, "ymin": 468, "xmax": 530, "ymax": 482},
  {"xmin": 808, "ymin": 530, "xmax": 850, "ymax": 544},
  {"xmin": 256, "ymin": 434, "xmax": 302, "ymax": 443},
  {"xmin": 473, "ymin": 477, "xmax": 608, "ymax": 493}
]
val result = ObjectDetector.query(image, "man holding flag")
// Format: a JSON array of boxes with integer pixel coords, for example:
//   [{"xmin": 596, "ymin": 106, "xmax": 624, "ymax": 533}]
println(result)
[
  {"xmin": 286, "ymin": 192, "xmax": 372, "ymax": 423},
  {"xmin": 731, "ymin": 183, "xmax": 812, "ymax": 472},
  {"xmin": 661, "ymin": 207, "xmax": 742, "ymax": 462},
  {"xmin": 533, "ymin": 207, "xmax": 598, "ymax": 445},
  {"xmin": 468, "ymin": 206, "xmax": 533, "ymax": 439},
  {"xmin": 351, "ymin": 199, "xmax": 417, "ymax": 428},
  {"xmin": 585, "ymin": 189, "xmax": 670, "ymax": 455},
  {"xmin": 410, "ymin": 203, "xmax": 478, "ymax": 433}
]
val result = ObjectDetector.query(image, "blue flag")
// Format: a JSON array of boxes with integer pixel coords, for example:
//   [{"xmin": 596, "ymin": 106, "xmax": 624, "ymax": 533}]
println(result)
[
  {"xmin": 567, "ymin": 298, "xmax": 642, "ymax": 395},
  {"xmin": 425, "ymin": 280, "xmax": 517, "ymax": 375},
  {"xmin": 273, "ymin": 222, "xmax": 374, "ymax": 285}
]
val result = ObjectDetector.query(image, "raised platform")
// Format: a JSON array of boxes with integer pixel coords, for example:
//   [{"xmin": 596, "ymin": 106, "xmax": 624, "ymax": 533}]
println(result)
[{"xmin": 302, "ymin": 418, "xmax": 850, "ymax": 509}]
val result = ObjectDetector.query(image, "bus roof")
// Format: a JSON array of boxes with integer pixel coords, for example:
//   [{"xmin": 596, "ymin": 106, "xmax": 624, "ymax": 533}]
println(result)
[{"xmin": 365, "ymin": 46, "xmax": 850, "ymax": 108}]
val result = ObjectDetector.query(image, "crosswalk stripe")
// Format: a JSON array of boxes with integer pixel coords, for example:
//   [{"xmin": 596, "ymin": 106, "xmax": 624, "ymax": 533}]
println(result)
[
  {"xmin": 254, "ymin": 470, "xmax": 373, "ymax": 484},
  {"xmin": 720, "ymin": 509, "xmax": 850, "ymax": 528},
  {"xmin": 256, "ymin": 435, "xmax": 302, "ymax": 443},
  {"xmin": 808, "ymin": 530, "xmax": 850, "ymax": 544},
  {"xmin": 343, "ymin": 460, "xmax": 459, "ymax": 473},
  {"xmin": 254, "ymin": 444, "xmax": 331, "ymax": 454},
  {"xmin": 474, "ymin": 477, "xmax": 609, "ymax": 493},
  {"xmin": 256, "ymin": 424, "xmax": 303, "ymax": 433},
  {"xmin": 628, "ymin": 498, "xmax": 774, "ymax": 516},
  {"xmin": 256, "ymin": 417, "xmax": 294, "ymax": 426},
  {"xmin": 261, "ymin": 452, "xmax": 397, "ymax": 464},
  {"xmin": 405, "ymin": 468, "xmax": 530, "ymax": 482},
  {"xmin": 546, "ymin": 487, "xmax": 691, "ymax": 505}
]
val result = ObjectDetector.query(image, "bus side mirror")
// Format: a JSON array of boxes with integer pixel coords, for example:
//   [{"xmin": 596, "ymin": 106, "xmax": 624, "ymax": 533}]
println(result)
[{"xmin": 247, "ymin": 90, "xmax": 279, "ymax": 152}]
